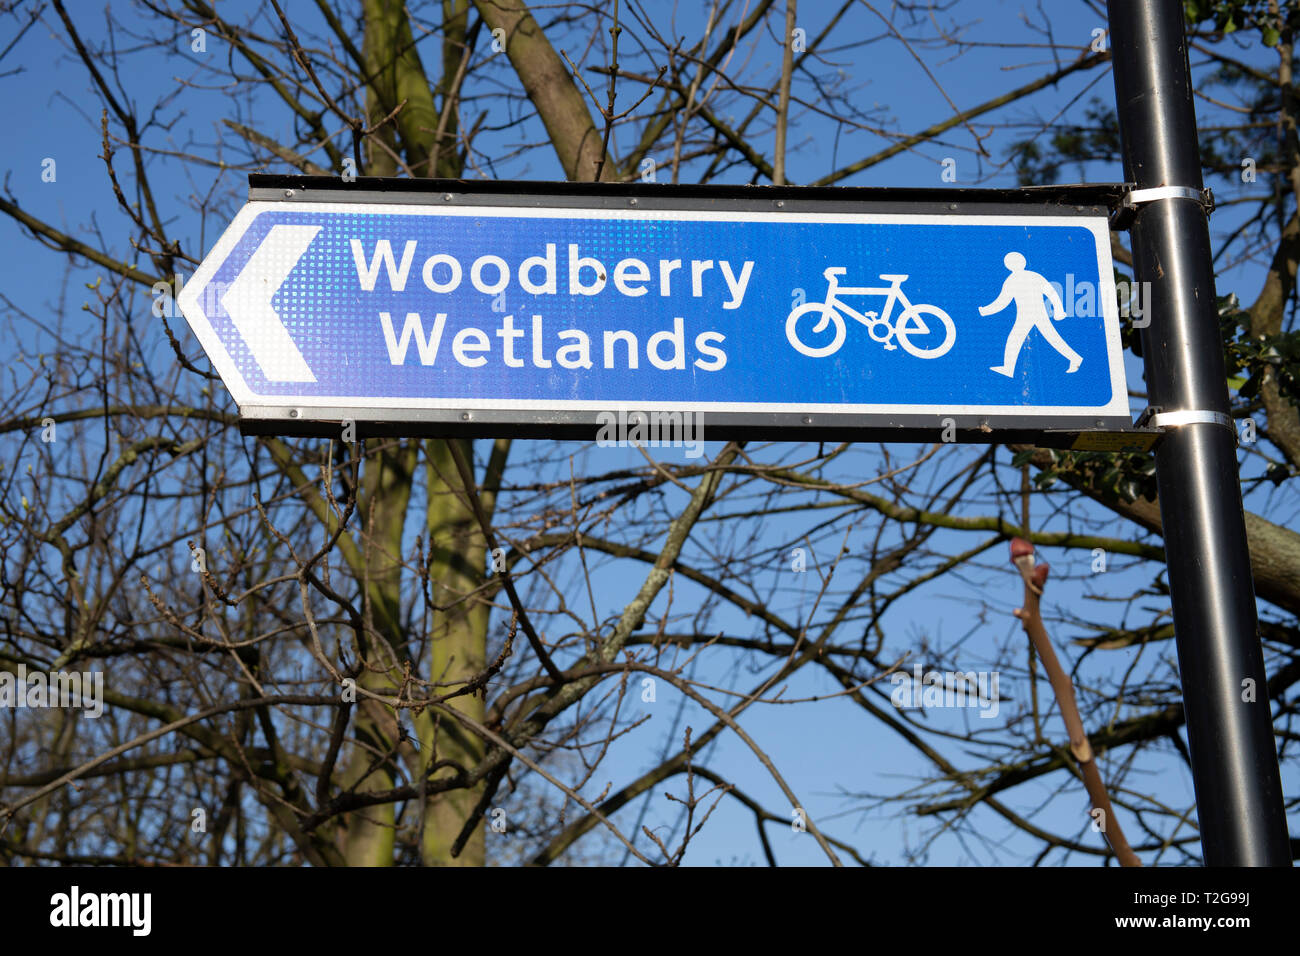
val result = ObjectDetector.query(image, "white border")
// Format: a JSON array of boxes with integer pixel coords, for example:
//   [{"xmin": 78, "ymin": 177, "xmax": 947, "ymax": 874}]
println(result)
[{"xmin": 177, "ymin": 201, "xmax": 1130, "ymax": 419}]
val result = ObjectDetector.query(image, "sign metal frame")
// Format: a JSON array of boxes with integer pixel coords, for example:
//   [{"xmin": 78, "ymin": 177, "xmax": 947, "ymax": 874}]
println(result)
[{"xmin": 188, "ymin": 175, "xmax": 1153, "ymax": 449}]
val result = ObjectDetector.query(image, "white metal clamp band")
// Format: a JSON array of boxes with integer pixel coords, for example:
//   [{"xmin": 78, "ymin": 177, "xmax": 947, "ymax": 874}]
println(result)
[
  {"xmin": 1126, "ymin": 185, "xmax": 1203, "ymax": 205},
  {"xmin": 1111, "ymin": 185, "xmax": 1215, "ymax": 229},
  {"xmin": 1120, "ymin": 185, "xmax": 1215, "ymax": 214},
  {"xmin": 1147, "ymin": 409, "xmax": 1234, "ymax": 430}
]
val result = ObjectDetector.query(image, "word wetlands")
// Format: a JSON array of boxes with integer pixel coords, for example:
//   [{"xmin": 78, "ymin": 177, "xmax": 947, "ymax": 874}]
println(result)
[
  {"xmin": 50, "ymin": 887, "xmax": 151, "ymax": 936},
  {"xmin": 379, "ymin": 312, "xmax": 727, "ymax": 372},
  {"xmin": 595, "ymin": 409, "xmax": 705, "ymax": 459},
  {"xmin": 890, "ymin": 665, "xmax": 1000, "ymax": 718},
  {"xmin": 0, "ymin": 664, "xmax": 103, "ymax": 718}
]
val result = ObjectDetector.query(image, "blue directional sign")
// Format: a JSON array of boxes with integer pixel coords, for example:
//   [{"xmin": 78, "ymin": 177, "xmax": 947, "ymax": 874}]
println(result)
[{"xmin": 178, "ymin": 183, "xmax": 1133, "ymax": 440}]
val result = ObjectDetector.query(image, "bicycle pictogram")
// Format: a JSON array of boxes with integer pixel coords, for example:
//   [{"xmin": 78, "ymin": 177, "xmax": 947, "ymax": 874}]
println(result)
[{"xmin": 785, "ymin": 267, "xmax": 956, "ymax": 359}]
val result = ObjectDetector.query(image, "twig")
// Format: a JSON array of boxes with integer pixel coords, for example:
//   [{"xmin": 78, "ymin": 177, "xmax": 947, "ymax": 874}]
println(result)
[
  {"xmin": 446, "ymin": 440, "xmax": 564, "ymax": 683},
  {"xmin": 1008, "ymin": 536, "xmax": 1142, "ymax": 866},
  {"xmin": 773, "ymin": 0, "xmax": 797, "ymax": 185}
]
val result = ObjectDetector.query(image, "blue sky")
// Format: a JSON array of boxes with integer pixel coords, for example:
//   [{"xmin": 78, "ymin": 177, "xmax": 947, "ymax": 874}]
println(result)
[{"xmin": 1, "ymin": 1, "xmax": 1295, "ymax": 866}]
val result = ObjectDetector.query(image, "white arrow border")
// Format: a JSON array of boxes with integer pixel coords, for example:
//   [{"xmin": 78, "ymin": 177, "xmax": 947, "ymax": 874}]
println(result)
[
  {"xmin": 177, "ymin": 203, "xmax": 279, "ymax": 407},
  {"xmin": 219, "ymin": 223, "xmax": 320, "ymax": 383},
  {"xmin": 179, "ymin": 201, "xmax": 1131, "ymax": 420}
]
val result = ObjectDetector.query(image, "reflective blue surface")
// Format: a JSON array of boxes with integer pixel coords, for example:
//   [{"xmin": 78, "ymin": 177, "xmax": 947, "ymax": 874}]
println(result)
[{"xmin": 197, "ymin": 207, "xmax": 1123, "ymax": 410}]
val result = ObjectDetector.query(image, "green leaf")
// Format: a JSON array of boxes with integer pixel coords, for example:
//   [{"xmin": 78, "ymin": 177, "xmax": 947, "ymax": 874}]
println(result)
[{"xmin": 1010, "ymin": 449, "xmax": 1036, "ymax": 467}]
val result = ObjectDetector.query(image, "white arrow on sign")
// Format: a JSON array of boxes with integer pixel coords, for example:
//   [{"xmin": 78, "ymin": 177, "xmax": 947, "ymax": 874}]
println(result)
[{"xmin": 218, "ymin": 224, "xmax": 321, "ymax": 383}]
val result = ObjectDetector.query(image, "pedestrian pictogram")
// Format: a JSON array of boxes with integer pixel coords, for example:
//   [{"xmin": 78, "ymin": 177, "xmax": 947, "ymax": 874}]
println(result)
[{"xmin": 981, "ymin": 251, "xmax": 1083, "ymax": 378}]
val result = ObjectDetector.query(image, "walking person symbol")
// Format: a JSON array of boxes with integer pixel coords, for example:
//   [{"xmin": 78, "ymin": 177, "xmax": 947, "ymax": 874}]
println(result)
[{"xmin": 979, "ymin": 251, "xmax": 1082, "ymax": 377}]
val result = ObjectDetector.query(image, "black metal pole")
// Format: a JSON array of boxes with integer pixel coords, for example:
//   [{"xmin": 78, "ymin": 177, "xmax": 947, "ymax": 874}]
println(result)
[{"xmin": 1108, "ymin": 0, "xmax": 1290, "ymax": 865}]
